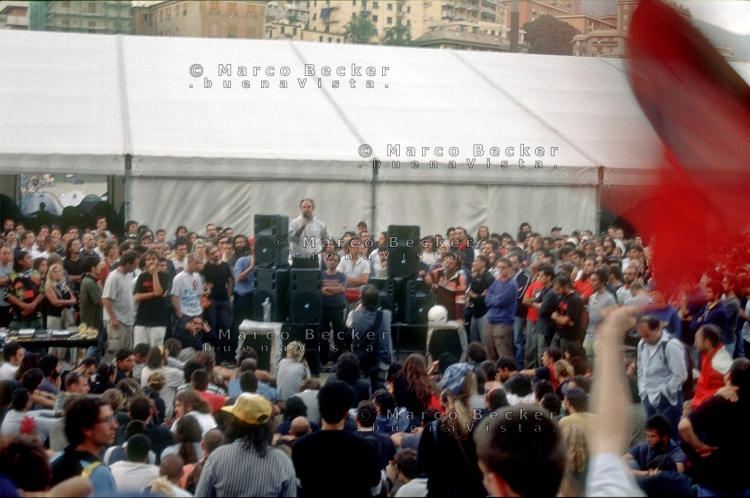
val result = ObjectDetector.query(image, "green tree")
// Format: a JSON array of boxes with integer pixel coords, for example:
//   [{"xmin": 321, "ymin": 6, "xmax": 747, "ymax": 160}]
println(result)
[
  {"xmin": 522, "ymin": 15, "xmax": 580, "ymax": 55},
  {"xmin": 381, "ymin": 21, "xmax": 413, "ymax": 46},
  {"xmin": 343, "ymin": 15, "xmax": 377, "ymax": 44}
]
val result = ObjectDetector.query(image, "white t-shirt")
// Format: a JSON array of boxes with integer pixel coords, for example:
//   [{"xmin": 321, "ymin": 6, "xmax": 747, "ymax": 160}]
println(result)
[
  {"xmin": 337, "ymin": 256, "xmax": 370, "ymax": 289},
  {"xmin": 396, "ymin": 478, "xmax": 428, "ymax": 497},
  {"xmin": 171, "ymin": 271, "xmax": 203, "ymax": 317},
  {"xmin": 0, "ymin": 363, "xmax": 18, "ymax": 381},
  {"xmin": 109, "ymin": 461, "xmax": 160, "ymax": 492},
  {"xmin": 103, "ymin": 269, "xmax": 136, "ymax": 325},
  {"xmin": 173, "ymin": 410, "xmax": 217, "ymax": 437}
]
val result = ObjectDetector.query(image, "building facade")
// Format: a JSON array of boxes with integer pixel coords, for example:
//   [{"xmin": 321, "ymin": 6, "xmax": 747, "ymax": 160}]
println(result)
[
  {"xmin": 132, "ymin": 1, "xmax": 266, "ymax": 38},
  {"xmin": 29, "ymin": 1, "xmax": 132, "ymax": 34},
  {"xmin": 0, "ymin": 1, "xmax": 29, "ymax": 30}
]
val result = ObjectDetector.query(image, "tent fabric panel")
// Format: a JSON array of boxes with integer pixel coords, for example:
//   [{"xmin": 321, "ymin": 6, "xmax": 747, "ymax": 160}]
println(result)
[
  {"xmin": 121, "ymin": 37, "xmax": 366, "ymax": 167},
  {"xmin": 130, "ymin": 156, "xmax": 371, "ymax": 181},
  {"xmin": 0, "ymin": 154, "xmax": 124, "ymax": 176},
  {"xmin": 0, "ymin": 31, "xmax": 125, "ymax": 157},
  {"xmin": 129, "ymin": 177, "xmax": 371, "ymax": 238}
]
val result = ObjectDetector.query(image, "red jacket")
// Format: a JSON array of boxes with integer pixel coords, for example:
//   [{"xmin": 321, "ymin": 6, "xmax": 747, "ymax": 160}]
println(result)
[{"xmin": 691, "ymin": 345, "xmax": 732, "ymax": 409}]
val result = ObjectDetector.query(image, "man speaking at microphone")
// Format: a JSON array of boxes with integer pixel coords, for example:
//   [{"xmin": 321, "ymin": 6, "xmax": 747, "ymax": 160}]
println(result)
[{"xmin": 289, "ymin": 199, "xmax": 330, "ymax": 263}]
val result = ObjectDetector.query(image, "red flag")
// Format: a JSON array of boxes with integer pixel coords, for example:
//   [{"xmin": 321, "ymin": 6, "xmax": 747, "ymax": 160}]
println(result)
[{"xmin": 624, "ymin": 0, "xmax": 750, "ymax": 291}]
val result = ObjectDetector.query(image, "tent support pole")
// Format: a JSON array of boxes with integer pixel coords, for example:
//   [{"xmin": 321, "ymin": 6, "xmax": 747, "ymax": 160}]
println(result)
[
  {"xmin": 596, "ymin": 166, "xmax": 603, "ymax": 233},
  {"xmin": 371, "ymin": 159, "xmax": 378, "ymax": 235},
  {"xmin": 124, "ymin": 154, "xmax": 132, "ymax": 223}
]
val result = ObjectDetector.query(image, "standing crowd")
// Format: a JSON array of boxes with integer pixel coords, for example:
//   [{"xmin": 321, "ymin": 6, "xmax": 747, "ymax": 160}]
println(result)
[{"xmin": 0, "ymin": 203, "xmax": 749, "ymax": 497}]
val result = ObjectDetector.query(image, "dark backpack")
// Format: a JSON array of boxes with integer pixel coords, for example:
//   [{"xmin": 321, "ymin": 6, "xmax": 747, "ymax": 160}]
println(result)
[{"xmin": 355, "ymin": 309, "xmax": 383, "ymax": 372}]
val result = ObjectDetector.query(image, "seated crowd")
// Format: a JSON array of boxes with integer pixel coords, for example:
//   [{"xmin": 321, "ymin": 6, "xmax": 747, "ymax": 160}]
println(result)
[{"xmin": 0, "ymin": 216, "xmax": 748, "ymax": 497}]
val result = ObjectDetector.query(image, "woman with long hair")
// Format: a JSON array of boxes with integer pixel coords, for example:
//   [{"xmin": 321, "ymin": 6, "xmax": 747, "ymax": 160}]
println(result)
[
  {"xmin": 140, "ymin": 346, "xmax": 182, "ymax": 419},
  {"xmin": 14, "ymin": 352, "xmax": 41, "ymax": 382},
  {"xmin": 559, "ymin": 424, "xmax": 588, "ymax": 496},
  {"xmin": 45, "ymin": 264, "xmax": 76, "ymax": 329},
  {"xmin": 474, "ymin": 226, "xmax": 490, "ymax": 251},
  {"xmin": 327, "ymin": 352, "xmax": 370, "ymax": 408},
  {"xmin": 90, "ymin": 362, "xmax": 116, "ymax": 395},
  {"xmin": 161, "ymin": 414, "xmax": 203, "ymax": 464},
  {"xmin": 554, "ymin": 359, "xmax": 575, "ymax": 399},
  {"xmin": 417, "ymin": 368, "xmax": 486, "ymax": 497},
  {"xmin": 98, "ymin": 240, "xmax": 119, "ymax": 284},
  {"xmin": 174, "ymin": 390, "xmax": 217, "ymax": 436},
  {"xmin": 276, "ymin": 341, "xmax": 309, "ymax": 409},
  {"xmin": 392, "ymin": 354, "xmax": 433, "ymax": 423}
]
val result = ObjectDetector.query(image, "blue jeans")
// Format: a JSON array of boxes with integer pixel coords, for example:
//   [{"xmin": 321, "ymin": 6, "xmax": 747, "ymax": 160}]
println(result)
[
  {"xmin": 207, "ymin": 299, "xmax": 233, "ymax": 362},
  {"xmin": 643, "ymin": 393, "xmax": 682, "ymax": 441},
  {"xmin": 513, "ymin": 316, "xmax": 526, "ymax": 368}
]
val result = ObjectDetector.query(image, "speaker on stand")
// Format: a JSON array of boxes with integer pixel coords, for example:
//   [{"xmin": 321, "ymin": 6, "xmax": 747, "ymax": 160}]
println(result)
[
  {"xmin": 253, "ymin": 268, "xmax": 289, "ymax": 322},
  {"xmin": 254, "ymin": 215, "xmax": 289, "ymax": 268}
]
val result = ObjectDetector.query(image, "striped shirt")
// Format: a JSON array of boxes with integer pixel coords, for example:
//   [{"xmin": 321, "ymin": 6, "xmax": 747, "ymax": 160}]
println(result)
[{"xmin": 195, "ymin": 440, "xmax": 297, "ymax": 497}]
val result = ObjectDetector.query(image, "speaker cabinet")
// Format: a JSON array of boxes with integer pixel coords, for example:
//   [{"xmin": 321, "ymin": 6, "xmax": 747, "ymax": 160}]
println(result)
[
  {"xmin": 404, "ymin": 279, "xmax": 431, "ymax": 325},
  {"xmin": 369, "ymin": 278, "xmax": 397, "ymax": 316},
  {"xmin": 254, "ymin": 214, "xmax": 289, "ymax": 268},
  {"xmin": 253, "ymin": 268, "xmax": 289, "ymax": 322},
  {"xmin": 387, "ymin": 225, "xmax": 420, "ymax": 278},
  {"xmin": 288, "ymin": 268, "xmax": 322, "ymax": 324}
]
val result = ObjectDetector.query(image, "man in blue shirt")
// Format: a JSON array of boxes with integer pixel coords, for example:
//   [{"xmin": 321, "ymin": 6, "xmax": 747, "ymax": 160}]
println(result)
[
  {"xmin": 483, "ymin": 258, "xmax": 517, "ymax": 362},
  {"xmin": 232, "ymin": 244, "xmax": 254, "ymax": 345},
  {"xmin": 624, "ymin": 414, "xmax": 687, "ymax": 475}
]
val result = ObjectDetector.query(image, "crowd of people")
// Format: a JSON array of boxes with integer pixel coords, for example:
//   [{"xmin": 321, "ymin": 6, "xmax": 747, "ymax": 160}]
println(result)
[{"xmin": 0, "ymin": 200, "xmax": 749, "ymax": 497}]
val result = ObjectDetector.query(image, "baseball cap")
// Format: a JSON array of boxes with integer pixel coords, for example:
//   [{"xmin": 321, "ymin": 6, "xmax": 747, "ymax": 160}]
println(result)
[
  {"xmin": 565, "ymin": 386, "xmax": 587, "ymax": 405},
  {"xmin": 440, "ymin": 362, "xmax": 474, "ymax": 395},
  {"xmin": 222, "ymin": 393, "xmax": 273, "ymax": 425}
]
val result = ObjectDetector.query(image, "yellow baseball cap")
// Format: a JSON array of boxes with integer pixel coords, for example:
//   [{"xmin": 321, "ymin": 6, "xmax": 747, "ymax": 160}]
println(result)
[{"xmin": 221, "ymin": 393, "xmax": 273, "ymax": 425}]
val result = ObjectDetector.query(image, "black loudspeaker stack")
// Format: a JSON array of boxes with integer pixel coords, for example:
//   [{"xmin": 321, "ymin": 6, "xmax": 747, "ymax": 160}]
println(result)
[
  {"xmin": 253, "ymin": 268, "xmax": 289, "ymax": 322},
  {"xmin": 288, "ymin": 269, "xmax": 322, "ymax": 323},
  {"xmin": 387, "ymin": 225, "xmax": 420, "ymax": 279},
  {"xmin": 374, "ymin": 225, "xmax": 431, "ymax": 325},
  {"xmin": 254, "ymin": 214, "xmax": 289, "ymax": 268}
]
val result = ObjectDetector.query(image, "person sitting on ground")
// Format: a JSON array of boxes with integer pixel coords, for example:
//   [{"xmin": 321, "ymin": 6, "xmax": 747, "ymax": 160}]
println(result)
[
  {"xmin": 356, "ymin": 400, "xmax": 396, "ymax": 471},
  {"xmin": 173, "ymin": 390, "xmax": 217, "ymax": 437},
  {"xmin": 180, "ymin": 428, "xmax": 225, "ymax": 494},
  {"xmin": 292, "ymin": 380, "xmax": 382, "ymax": 498},
  {"xmin": 276, "ymin": 396, "xmax": 320, "ymax": 436},
  {"xmin": 149, "ymin": 454, "xmax": 192, "ymax": 497},
  {"xmin": 190, "ymin": 369, "xmax": 227, "ymax": 416},
  {"xmin": 519, "ymin": 347, "xmax": 563, "ymax": 391},
  {"xmin": 227, "ymin": 358, "xmax": 278, "ymax": 401},
  {"xmin": 474, "ymin": 405, "xmax": 567, "ymax": 497},
  {"xmin": 633, "ymin": 455, "xmax": 693, "ymax": 498},
  {"xmin": 103, "ymin": 420, "xmax": 157, "ymax": 466},
  {"xmin": 326, "ymin": 351, "xmax": 370, "ymax": 409},
  {"xmin": 109, "ymin": 434, "xmax": 160, "ymax": 492},
  {"xmin": 276, "ymin": 341, "xmax": 310, "ymax": 410},
  {"xmin": 390, "ymin": 448, "xmax": 427, "ymax": 498},
  {"xmin": 160, "ymin": 414, "xmax": 203, "ymax": 466},
  {"xmin": 623, "ymin": 414, "xmax": 686, "ymax": 476}
]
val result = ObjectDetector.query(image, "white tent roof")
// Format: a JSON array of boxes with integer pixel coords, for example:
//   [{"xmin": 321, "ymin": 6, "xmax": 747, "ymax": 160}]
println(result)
[{"xmin": 2, "ymin": 29, "xmax": 749, "ymax": 187}]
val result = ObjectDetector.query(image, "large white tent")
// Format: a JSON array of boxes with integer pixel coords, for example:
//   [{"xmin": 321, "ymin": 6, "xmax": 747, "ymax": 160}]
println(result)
[{"xmin": 2, "ymin": 29, "xmax": 746, "ymax": 238}]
